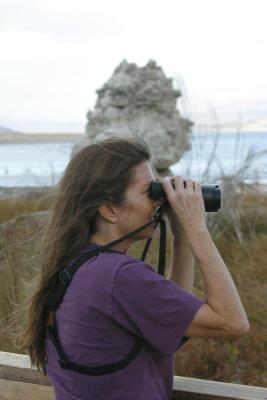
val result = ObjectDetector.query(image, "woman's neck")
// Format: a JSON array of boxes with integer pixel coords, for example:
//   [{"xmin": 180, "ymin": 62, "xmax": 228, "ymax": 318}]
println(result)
[{"xmin": 88, "ymin": 233, "xmax": 131, "ymax": 254}]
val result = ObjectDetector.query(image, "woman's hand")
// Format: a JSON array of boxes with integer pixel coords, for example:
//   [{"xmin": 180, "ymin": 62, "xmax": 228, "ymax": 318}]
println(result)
[
  {"xmin": 165, "ymin": 206, "xmax": 184, "ymax": 239},
  {"xmin": 160, "ymin": 175, "xmax": 207, "ymax": 239}
]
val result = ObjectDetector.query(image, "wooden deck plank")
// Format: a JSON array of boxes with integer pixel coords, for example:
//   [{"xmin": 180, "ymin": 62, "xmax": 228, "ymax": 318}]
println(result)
[
  {"xmin": 0, "ymin": 351, "xmax": 51, "ymax": 386},
  {"xmin": 1, "ymin": 351, "xmax": 267, "ymax": 400},
  {"xmin": 173, "ymin": 376, "xmax": 267, "ymax": 400},
  {"xmin": 0, "ymin": 378, "xmax": 54, "ymax": 400}
]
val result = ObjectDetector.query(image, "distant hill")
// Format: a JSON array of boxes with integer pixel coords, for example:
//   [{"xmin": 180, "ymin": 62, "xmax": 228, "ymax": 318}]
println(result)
[
  {"xmin": 195, "ymin": 99, "xmax": 267, "ymax": 132},
  {"xmin": 0, "ymin": 126, "xmax": 22, "ymax": 134},
  {"xmin": 0, "ymin": 119, "xmax": 84, "ymax": 134},
  {"xmin": 1, "ymin": 99, "xmax": 267, "ymax": 134}
]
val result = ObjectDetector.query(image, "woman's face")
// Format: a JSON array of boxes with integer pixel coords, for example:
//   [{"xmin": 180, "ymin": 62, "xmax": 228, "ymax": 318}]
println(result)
[{"xmin": 116, "ymin": 161, "xmax": 162, "ymax": 242}]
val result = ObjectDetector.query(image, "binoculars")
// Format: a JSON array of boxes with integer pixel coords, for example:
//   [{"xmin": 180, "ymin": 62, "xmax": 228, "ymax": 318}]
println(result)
[{"xmin": 148, "ymin": 180, "xmax": 221, "ymax": 212}]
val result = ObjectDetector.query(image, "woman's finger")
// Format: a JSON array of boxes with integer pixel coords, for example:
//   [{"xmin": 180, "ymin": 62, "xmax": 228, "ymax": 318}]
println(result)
[
  {"xmin": 186, "ymin": 179, "xmax": 195, "ymax": 192},
  {"xmin": 173, "ymin": 175, "xmax": 184, "ymax": 192}
]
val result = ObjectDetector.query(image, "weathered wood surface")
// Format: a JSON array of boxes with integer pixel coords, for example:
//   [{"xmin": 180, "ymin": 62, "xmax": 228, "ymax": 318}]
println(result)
[
  {"xmin": 173, "ymin": 376, "xmax": 267, "ymax": 400},
  {"xmin": 0, "ymin": 378, "xmax": 54, "ymax": 400},
  {"xmin": 1, "ymin": 351, "xmax": 267, "ymax": 400},
  {"xmin": 0, "ymin": 351, "xmax": 51, "ymax": 386}
]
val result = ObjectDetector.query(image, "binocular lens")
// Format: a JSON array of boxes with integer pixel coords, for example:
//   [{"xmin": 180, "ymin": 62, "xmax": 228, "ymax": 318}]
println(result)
[{"xmin": 148, "ymin": 180, "xmax": 221, "ymax": 212}]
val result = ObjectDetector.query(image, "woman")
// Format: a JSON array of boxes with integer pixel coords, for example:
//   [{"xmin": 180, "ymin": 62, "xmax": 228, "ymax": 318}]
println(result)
[{"xmin": 20, "ymin": 136, "xmax": 250, "ymax": 400}]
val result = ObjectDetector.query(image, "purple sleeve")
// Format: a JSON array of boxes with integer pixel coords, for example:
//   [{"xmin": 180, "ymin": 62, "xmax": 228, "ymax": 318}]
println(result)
[{"xmin": 111, "ymin": 260, "xmax": 205, "ymax": 356}]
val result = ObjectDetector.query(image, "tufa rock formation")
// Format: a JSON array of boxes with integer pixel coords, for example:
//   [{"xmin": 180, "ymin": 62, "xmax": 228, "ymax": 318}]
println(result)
[{"xmin": 76, "ymin": 60, "xmax": 193, "ymax": 174}]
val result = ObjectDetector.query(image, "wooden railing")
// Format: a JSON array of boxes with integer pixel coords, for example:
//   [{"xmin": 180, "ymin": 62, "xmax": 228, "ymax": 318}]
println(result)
[{"xmin": 0, "ymin": 351, "xmax": 266, "ymax": 400}]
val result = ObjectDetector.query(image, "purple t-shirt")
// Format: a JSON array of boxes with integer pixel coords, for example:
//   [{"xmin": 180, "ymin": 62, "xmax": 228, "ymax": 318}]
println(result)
[{"xmin": 45, "ymin": 243, "xmax": 205, "ymax": 400}]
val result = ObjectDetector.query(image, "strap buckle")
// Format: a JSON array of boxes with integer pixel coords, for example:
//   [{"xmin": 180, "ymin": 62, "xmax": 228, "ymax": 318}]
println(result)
[
  {"xmin": 58, "ymin": 269, "xmax": 72, "ymax": 287},
  {"xmin": 154, "ymin": 202, "xmax": 168, "ymax": 222}
]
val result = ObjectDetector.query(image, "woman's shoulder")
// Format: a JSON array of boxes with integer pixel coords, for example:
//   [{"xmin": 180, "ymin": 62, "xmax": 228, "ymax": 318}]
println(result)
[
  {"xmin": 102, "ymin": 248, "xmax": 155, "ymax": 276},
  {"xmin": 78, "ymin": 243, "xmax": 154, "ymax": 277}
]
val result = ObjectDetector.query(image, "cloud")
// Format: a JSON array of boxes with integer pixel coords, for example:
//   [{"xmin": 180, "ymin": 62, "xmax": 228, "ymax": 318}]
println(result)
[
  {"xmin": 0, "ymin": 0, "xmax": 267, "ymax": 127},
  {"xmin": 0, "ymin": 0, "xmax": 130, "ymax": 41}
]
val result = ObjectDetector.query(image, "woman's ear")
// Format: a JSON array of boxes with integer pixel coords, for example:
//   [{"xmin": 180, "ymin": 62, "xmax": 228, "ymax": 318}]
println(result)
[{"xmin": 98, "ymin": 203, "xmax": 118, "ymax": 224}]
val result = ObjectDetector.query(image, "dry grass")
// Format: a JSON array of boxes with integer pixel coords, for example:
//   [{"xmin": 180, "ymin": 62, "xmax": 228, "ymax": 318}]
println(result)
[
  {"xmin": 174, "ymin": 232, "xmax": 267, "ymax": 386},
  {"xmin": 0, "ymin": 195, "xmax": 51, "ymax": 225},
  {"xmin": 0, "ymin": 197, "xmax": 49, "ymax": 351}
]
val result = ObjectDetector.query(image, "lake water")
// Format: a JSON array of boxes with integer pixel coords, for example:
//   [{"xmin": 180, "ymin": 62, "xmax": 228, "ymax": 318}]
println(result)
[
  {"xmin": 0, "ymin": 132, "xmax": 266, "ymax": 187},
  {"xmin": 170, "ymin": 131, "xmax": 267, "ymax": 183},
  {"xmin": 0, "ymin": 142, "xmax": 72, "ymax": 187}
]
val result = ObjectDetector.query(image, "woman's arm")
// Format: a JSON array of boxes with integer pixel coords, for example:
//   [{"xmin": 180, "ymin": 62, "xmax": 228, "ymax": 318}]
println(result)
[
  {"xmin": 167, "ymin": 236, "xmax": 195, "ymax": 294},
  {"xmin": 185, "ymin": 227, "xmax": 249, "ymax": 335},
  {"xmin": 161, "ymin": 176, "xmax": 250, "ymax": 336}
]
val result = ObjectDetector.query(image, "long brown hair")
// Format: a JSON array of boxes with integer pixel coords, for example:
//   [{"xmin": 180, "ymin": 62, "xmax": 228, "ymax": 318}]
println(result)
[{"xmin": 19, "ymin": 136, "xmax": 150, "ymax": 374}]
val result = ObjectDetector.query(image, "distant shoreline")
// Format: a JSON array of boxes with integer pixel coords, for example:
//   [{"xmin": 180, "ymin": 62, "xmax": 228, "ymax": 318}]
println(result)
[
  {"xmin": 0, "ymin": 133, "xmax": 84, "ymax": 144},
  {"xmin": 194, "ymin": 126, "xmax": 267, "ymax": 135},
  {"xmin": 1, "ymin": 131, "xmax": 267, "ymax": 145}
]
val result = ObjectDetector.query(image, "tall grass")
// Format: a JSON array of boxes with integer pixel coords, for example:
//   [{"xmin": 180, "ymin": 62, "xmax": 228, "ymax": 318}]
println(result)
[
  {"xmin": 0, "ymin": 195, "xmax": 50, "ymax": 351},
  {"xmin": 0, "ymin": 132, "xmax": 266, "ymax": 386}
]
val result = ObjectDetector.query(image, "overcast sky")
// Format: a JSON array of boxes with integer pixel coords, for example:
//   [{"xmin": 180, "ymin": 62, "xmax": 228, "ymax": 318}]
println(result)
[{"xmin": 1, "ymin": 0, "xmax": 267, "ymax": 131}]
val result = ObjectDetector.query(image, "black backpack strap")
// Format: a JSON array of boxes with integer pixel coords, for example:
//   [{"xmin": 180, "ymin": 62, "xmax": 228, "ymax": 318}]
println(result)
[
  {"xmin": 45, "ymin": 223, "xmax": 153, "ymax": 375},
  {"xmin": 47, "ymin": 316, "xmax": 143, "ymax": 376},
  {"xmin": 46, "ymin": 247, "xmax": 101, "ymax": 311},
  {"xmin": 45, "ymin": 202, "xmax": 170, "ymax": 375}
]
